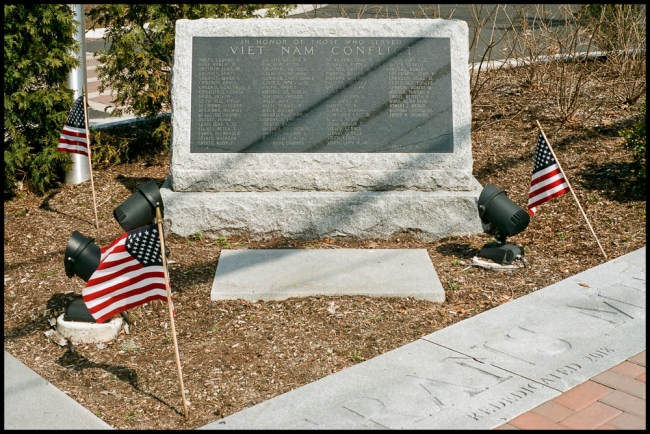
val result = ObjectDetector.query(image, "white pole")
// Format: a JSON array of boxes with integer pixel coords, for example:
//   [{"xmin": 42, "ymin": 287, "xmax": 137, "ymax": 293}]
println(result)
[
  {"xmin": 65, "ymin": 4, "xmax": 91, "ymax": 185},
  {"xmin": 82, "ymin": 87, "xmax": 99, "ymax": 229},
  {"xmin": 155, "ymin": 206, "xmax": 189, "ymax": 420}
]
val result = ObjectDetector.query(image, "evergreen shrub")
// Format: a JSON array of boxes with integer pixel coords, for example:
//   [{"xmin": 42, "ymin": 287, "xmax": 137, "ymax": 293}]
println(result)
[{"xmin": 4, "ymin": 5, "xmax": 79, "ymax": 195}]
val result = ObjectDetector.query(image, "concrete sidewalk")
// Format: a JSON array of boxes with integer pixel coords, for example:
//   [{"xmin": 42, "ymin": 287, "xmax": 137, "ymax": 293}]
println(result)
[
  {"xmin": 4, "ymin": 351, "xmax": 112, "ymax": 429},
  {"xmin": 5, "ymin": 247, "xmax": 645, "ymax": 430}
]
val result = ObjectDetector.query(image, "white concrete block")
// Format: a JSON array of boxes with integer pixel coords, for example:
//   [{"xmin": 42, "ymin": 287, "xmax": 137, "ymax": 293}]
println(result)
[
  {"xmin": 56, "ymin": 315, "xmax": 123, "ymax": 344},
  {"xmin": 211, "ymin": 249, "xmax": 444, "ymax": 301}
]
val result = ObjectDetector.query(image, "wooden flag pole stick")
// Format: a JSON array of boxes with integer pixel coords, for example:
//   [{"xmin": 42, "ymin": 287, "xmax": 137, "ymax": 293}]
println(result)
[
  {"xmin": 155, "ymin": 206, "xmax": 189, "ymax": 420},
  {"xmin": 536, "ymin": 121, "xmax": 607, "ymax": 260},
  {"xmin": 81, "ymin": 87, "xmax": 99, "ymax": 229}
]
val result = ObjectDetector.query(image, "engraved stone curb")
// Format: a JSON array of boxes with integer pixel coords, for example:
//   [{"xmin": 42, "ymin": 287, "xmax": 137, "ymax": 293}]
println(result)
[{"xmin": 422, "ymin": 247, "xmax": 646, "ymax": 394}]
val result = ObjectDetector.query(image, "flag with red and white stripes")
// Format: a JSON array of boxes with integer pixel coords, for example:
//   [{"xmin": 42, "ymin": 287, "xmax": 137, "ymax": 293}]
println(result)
[
  {"xmin": 57, "ymin": 96, "xmax": 89, "ymax": 157},
  {"xmin": 82, "ymin": 224, "xmax": 171, "ymax": 323},
  {"xmin": 528, "ymin": 132, "xmax": 570, "ymax": 217}
]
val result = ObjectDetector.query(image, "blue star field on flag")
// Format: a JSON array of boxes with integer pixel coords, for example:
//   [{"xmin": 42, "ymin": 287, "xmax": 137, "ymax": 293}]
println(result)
[{"xmin": 126, "ymin": 227, "xmax": 163, "ymax": 266}]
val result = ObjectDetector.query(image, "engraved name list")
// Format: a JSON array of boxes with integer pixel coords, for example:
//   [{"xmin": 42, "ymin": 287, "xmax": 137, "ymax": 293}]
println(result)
[{"xmin": 190, "ymin": 37, "xmax": 453, "ymax": 153}]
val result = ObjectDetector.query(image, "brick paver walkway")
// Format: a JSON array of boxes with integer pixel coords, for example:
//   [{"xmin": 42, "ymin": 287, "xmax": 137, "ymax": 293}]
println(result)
[
  {"xmin": 86, "ymin": 52, "xmax": 125, "ymax": 114},
  {"xmin": 496, "ymin": 350, "xmax": 646, "ymax": 430}
]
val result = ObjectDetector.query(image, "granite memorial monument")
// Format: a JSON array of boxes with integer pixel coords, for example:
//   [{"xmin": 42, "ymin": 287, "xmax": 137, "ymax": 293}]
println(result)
[{"xmin": 161, "ymin": 18, "xmax": 484, "ymax": 240}]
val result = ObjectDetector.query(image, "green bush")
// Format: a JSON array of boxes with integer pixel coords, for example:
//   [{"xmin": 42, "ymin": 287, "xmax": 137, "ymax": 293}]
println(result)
[
  {"xmin": 619, "ymin": 99, "xmax": 646, "ymax": 179},
  {"xmin": 4, "ymin": 5, "xmax": 79, "ymax": 195},
  {"xmin": 90, "ymin": 116, "xmax": 170, "ymax": 167},
  {"xmin": 87, "ymin": 5, "xmax": 295, "ymax": 145}
]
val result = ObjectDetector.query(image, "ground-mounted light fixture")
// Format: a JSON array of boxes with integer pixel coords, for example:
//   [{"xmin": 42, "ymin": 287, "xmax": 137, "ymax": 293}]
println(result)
[
  {"xmin": 63, "ymin": 231, "xmax": 101, "ymax": 322},
  {"xmin": 64, "ymin": 231, "xmax": 100, "ymax": 281},
  {"xmin": 113, "ymin": 180, "xmax": 163, "ymax": 232},
  {"xmin": 63, "ymin": 295, "xmax": 97, "ymax": 322},
  {"xmin": 477, "ymin": 184, "xmax": 530, "ymax": 265},
  {"xmin": 113, "ymin": 180, "xmax": 169, "ymax": 257},
  {"xmin": 58, "ymin": 232, "xmax": 122, "ymax": 337},
  {"xmin": 61, "ymin": 181, "xmax": 167, "ymax": 323}
]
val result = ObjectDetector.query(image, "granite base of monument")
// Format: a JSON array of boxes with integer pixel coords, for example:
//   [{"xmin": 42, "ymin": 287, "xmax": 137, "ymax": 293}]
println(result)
[{"xmin": 161, "ymin": 176, "xmax": 484, "ymax": 240}]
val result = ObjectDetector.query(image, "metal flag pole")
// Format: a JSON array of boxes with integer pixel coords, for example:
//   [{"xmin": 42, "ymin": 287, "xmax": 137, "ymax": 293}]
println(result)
[
  {"xmin": 155, "ymin": 206, "xmax": 189, "ymax": 420},
  {"xmin": 65, "ymin": 4, "xmax": 91, "ymax": 185},
  {"xmin": 82, "ymin": 87, "xmax": 99, "ymax": 229},
  {"xmin": 536, "ymin": 121, "xmax": 607, "ymax": 260}
]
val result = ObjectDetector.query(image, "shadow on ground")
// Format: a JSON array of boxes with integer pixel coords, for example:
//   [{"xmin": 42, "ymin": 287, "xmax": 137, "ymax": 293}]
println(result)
[
  {"xmin": 56, "ymin": 346, "xmax": 184, "ymax": 417},
  {"xmin": 577, "ymin": 162, "xmax": 646, "ymax": 203},
  {"xmin": 115, "ymin": 175, "xmax": 166, "ymax": 192},
  {"xmin": 435, "ymin": 242, "xmax": 480, "ymax": 259}
]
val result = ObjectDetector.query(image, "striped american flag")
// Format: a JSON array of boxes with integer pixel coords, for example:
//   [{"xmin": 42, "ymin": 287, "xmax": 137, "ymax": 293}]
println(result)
[
  {"xmin": 57, "ymin": 96, "xmax": 89, "ymax": 157},
  {"xmin": 528, "ymin": 132, "xmax": 570, "ymax": 217},
  {"xmin": 82, "ymin": 224, "xmax": 170, "ymax": 323}
]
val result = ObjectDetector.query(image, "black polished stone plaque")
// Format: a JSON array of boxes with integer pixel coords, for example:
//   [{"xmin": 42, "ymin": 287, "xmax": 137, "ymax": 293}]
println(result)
[{"xmin": 190, "ymin": 37, "xmax": 453, "ymax": 153}]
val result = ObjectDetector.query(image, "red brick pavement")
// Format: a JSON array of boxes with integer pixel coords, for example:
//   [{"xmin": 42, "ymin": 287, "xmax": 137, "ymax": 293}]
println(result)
[
  {"xmin": 86, "ymin": 53, "xmax": 120, "ymax": 109},
  {"xmin": 495, "ymin": 350, "xmax": 646, "ymax": 430}
]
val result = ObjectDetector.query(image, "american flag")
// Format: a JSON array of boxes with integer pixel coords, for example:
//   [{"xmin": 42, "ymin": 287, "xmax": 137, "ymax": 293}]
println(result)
[
  {"xmin": 82, "ymin": 224, "xmax": 170, "ymax": 323},
  {"xmin": 528, "ymin": 132, "xmax": 570, "ymax": 217},
  {"xmin": 57, "ymin": 96, "xmax": 89, "ymax": 157}
]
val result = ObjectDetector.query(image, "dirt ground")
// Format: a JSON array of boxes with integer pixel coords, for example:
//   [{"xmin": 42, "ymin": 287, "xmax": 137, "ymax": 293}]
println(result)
[{"xmin": 4, "ymin": 60, "xmax": 645, "ymax": 429}]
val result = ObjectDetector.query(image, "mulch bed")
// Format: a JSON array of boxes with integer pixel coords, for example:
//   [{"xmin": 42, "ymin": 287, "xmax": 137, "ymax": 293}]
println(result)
[{"xmin": 4, "ymin": 61, "xmax": 645, "ymax": 429}]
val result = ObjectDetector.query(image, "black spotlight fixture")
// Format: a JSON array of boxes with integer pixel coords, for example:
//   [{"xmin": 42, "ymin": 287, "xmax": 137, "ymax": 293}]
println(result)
[
  {"xmin": 64, "ymin": 295, "xmax": 98, "ymax": 323},
  {"xmin": 113, "ymin": 180, "xmax": 170, "ymax": 258},
  {"xmin": 477, "ymin": 184, "xmax": 531, "ymax": 265},
  {"xmin": 64, "ymin": 231, "xmax": 101, "ymax": 282},
  {"xmin": 113, "ymin": 180, "xmax": 163, "ymax": 231},
  {"xmin": 63, "ymin": 231, "xmax": 101, "ymax": 322}
]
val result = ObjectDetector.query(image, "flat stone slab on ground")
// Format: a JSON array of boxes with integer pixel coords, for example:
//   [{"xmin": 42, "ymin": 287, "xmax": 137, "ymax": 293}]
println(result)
[
  {"xmin": 4, "ymin": 351, "xmax": 112, "ymax": 430},
  {"xmin": 211, "ymin": 249, "xmax": 444, "ymax": 301}
]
